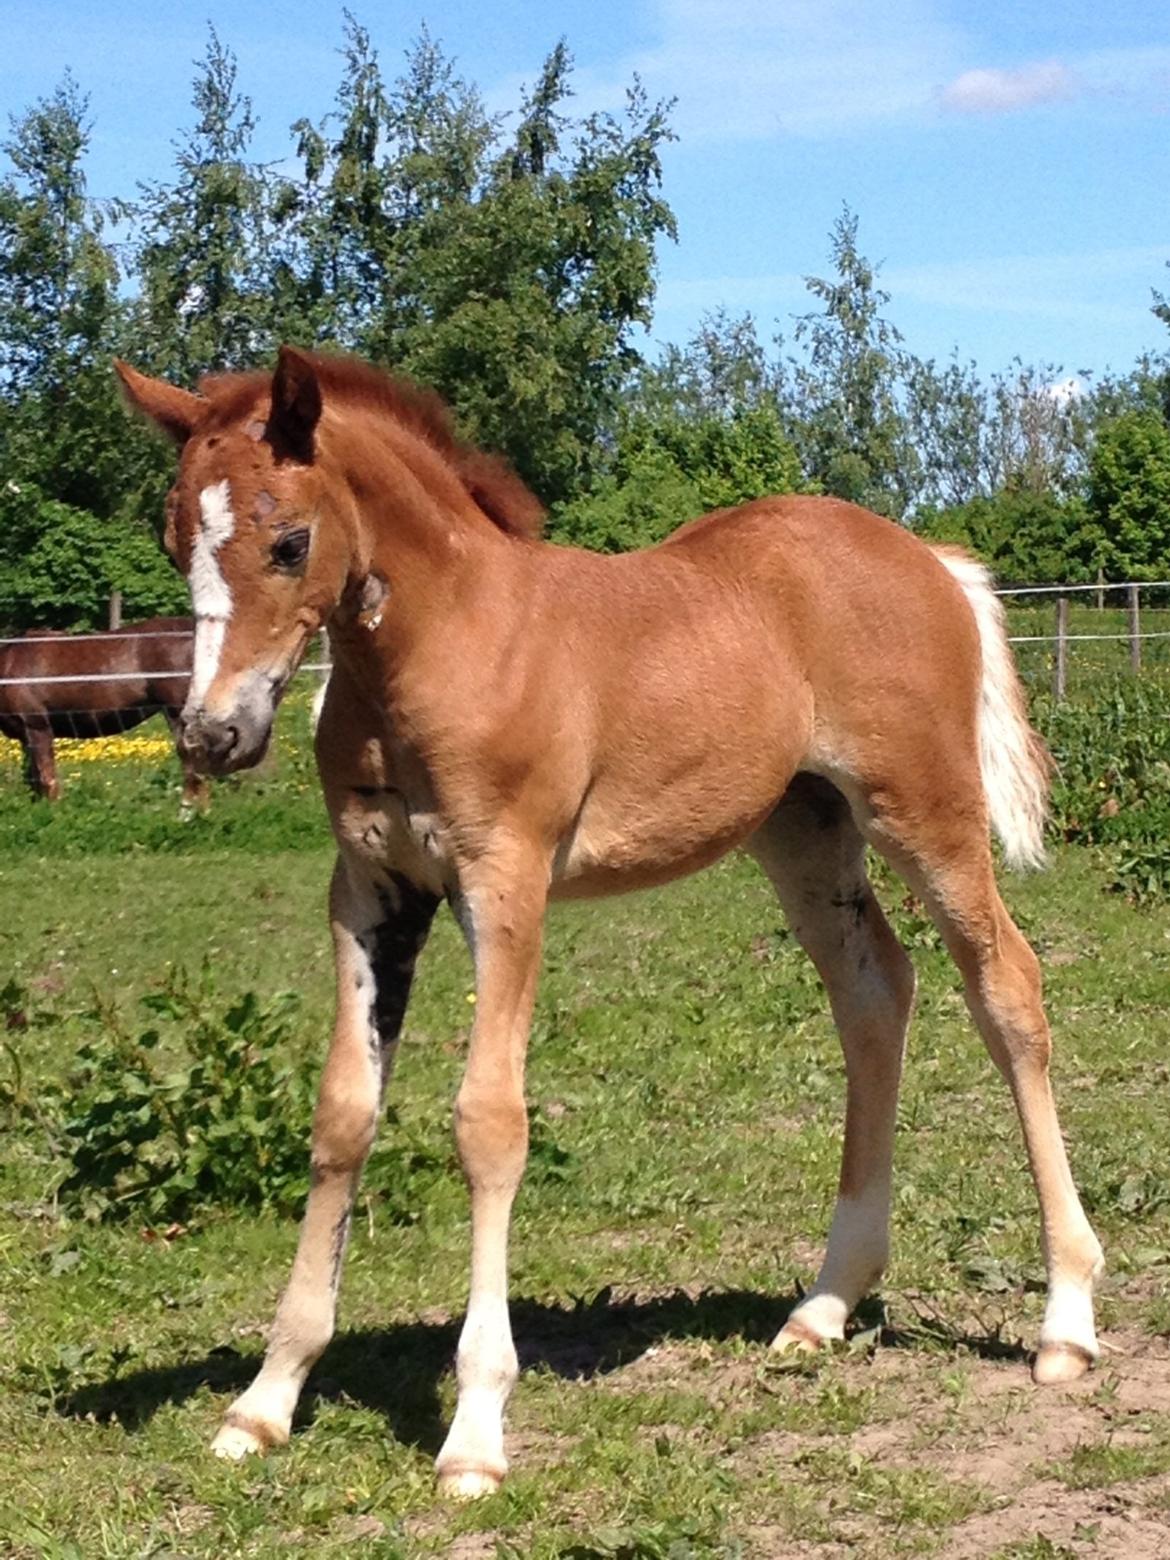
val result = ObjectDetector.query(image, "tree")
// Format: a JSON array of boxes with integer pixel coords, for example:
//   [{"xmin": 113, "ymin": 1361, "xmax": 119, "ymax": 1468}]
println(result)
[
  {"xmin": 778, "ymin": 207, "xmax": 914, "ymax": 517},
  {"xmin": 1087, "ymin": 409, "xmax": 1170, "ymax": 579},
  {"xmin": 551, "ymin": 312, "xmax": 803, "ymax": 552},
  {"xmin": 264, "ymin": 25, "xmax": 676, "ymax": 504},
  {"xmin": 0, "ymin": 74, "xmax": 128, "ymax": 516},
  {"xmin": 0, "ymin": 75, "xmax": 181, "ymax": 627},
  {"xmin": 386, "ymin": 45, "xmax": 676, "ymax": 502},
  {"xmin": 916, "ymin": 488, "xmax": 1101, "ymax": 585},
  {"xmin": 128, "ymin": 29, "xmax": 279, "ymax": 381}
]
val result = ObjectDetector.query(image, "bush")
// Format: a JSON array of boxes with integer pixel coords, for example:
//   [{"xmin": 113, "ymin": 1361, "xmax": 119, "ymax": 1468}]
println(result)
[
  {"xmin": 57, "ymin": 969, "xmax": 314, "ymax": 1222},
  {"xmin": 0, "ymin": 479, "xmax": 185, "ymax": 632},
  {"xmin": 1031, "ymin": 675, "xmax": 1170, "ymax": 902}
]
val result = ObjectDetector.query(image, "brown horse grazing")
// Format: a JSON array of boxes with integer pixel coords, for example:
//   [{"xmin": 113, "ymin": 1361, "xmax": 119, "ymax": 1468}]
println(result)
[
  {"xmin": 0, "ymin": 618, "xmax": 206, "ymax": 809},
  {"xmin": 115, "ymin": 348, "xmax": 1104, "ymax": 1498}
]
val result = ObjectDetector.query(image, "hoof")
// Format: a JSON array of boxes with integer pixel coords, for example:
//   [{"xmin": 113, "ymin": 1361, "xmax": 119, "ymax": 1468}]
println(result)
[
  {"xmin": 1033, "ymin": 1341, "xmax": 1095, "ymax": 1386},
  {"xmin": 211, "ymin": 1417, "xmax": 285, "ymax": 1461},
  {"xmin": 771, "ymin": 1317, "xmax": 830, "ymax": 1355},
  {"xmin": 437, "ymin": 1466, "xmax": 504, "ymax": 1501}
]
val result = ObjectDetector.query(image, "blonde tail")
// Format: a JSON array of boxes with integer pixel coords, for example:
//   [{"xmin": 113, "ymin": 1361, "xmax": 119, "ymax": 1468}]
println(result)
[{"xmin": 932, "ymin": 547, "xmax": 1050, "ymax": 869}]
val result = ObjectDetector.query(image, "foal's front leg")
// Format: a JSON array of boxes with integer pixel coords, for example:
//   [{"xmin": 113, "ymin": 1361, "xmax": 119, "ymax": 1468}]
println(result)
[
  {"xmin": 435, "ymin": 855, "xmax": 547, "ymax": 1499},
  {"xmin": 212, "ymin": 855, "xmax": 437, "ymax": 1459}
]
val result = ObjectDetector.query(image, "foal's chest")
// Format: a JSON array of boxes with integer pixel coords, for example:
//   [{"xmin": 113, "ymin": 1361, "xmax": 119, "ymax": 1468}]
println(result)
[{"xmin": 333, "ymin": 779, "xmax": 453, "ymax": 892}]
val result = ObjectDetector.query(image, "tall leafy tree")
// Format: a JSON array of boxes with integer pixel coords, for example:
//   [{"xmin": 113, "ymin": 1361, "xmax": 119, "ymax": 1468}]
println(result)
[
  {"xmin": 386, "ymin": 43, "xmax": 676, "ymax": 502},
  {"xmin": 0, "ymin": 75, "xmax": 182, "ymax": 628},
  {"xmin": 1088, "ymin": 408, "xmax": 1170, "ymax": 578},
  {"xmin": 0, "ymin": 74, "xmax": 125, "ymax": 514},
  {"xmin": 128, "ymin": 29, "xmax": 278, "ymax": 380},
  {"xmin": 778, "ymin": 207, "xmax": 914, "ymax": 517},
  {"xmin": 552, "ymin": 310, "xmax": 803, "ymax": 552}
]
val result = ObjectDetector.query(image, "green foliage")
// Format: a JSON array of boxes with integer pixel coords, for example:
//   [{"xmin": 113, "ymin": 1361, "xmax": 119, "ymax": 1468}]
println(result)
[
  {"xmin": 551, "ymin": 403, "xmax": 804, "ymax": 552},
  {"xmin": 1087, "ymin": 407, "xmax": 1170, "ymax": 578},
  {"xmin": 0, "ymin": 71, "xmax": 176, "ymax": 624},
  {"xmin": 382, "ymin": 52, "xmax": 677, "ymax": 502},
  {"xmin": 1031, "ymin": 675, "xmax": 1170, "ymax": 903},
  {"xmin": 779, "ymin": 205, "xmax": 913, "ymax": 518},
  {"xmin": 915, "ymin": 487, "xmax": 1102, "ymax": 585},
  {"xmin": 0, "ymin": 479, "xmax": 184, "ymax": 631},
  {"xmin": 127, "ymin": 29, "xmax": 281, "ymax": 382},
  {"xmin": 57, "ymin": 970, "xmax": 314, "ymax": 1222}
]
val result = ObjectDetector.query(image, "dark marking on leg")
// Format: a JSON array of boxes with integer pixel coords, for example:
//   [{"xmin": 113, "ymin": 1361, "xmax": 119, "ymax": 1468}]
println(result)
[
  {"xmin": 358, "ymin": 872, "xmax": 440, "ymax": 1069},
  {"xmin": 329, "ymin": 1206, "xmax": 351, "ymax": 1294},
  {"xmin": 831, "ymin": 888, "xmax": 868, "ymax": 927}
]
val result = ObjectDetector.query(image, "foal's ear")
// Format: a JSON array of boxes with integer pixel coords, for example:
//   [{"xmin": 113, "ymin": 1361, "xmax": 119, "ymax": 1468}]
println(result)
[
  {"xmin": 114, "ymin": 360, "xmax": 203, "ymax": 445},
  {"xmin": 270, "ymin": 346, "xmax": 323, "ymax": 462}
]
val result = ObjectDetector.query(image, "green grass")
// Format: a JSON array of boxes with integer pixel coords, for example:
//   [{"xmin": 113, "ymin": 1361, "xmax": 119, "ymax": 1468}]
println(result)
[
  {"xmin": 3, "ymin": 675, "xmax": 1170, "ymax": 1555},
  {"xmin": 3, "ymin": 834, "xmax": 1170, "ymax": 1556}
]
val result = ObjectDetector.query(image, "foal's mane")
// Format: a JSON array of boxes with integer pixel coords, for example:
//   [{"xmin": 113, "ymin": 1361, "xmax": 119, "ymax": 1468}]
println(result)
[{"xmin": 200, "ymin": 354, "xmax": 546, "ymax": 541}]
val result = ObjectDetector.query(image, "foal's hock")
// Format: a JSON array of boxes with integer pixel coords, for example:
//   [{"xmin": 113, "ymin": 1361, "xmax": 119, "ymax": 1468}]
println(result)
[{"xmin": 117, "ymin": 346, "xmax": 1103, "ymax": 1498}]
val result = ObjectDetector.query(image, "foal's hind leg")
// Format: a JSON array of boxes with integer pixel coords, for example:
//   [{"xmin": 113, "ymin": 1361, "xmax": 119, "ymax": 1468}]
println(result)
[
  {"xmin": 212, "ymin": 855, "xmax": 437, "ymax": 1458},
  {"xmin": 860, "ymin": 785, "xmax": 1104, "ymax": 1382},
  {"xmin": 748, "ymin": 776, "xmax": 916, "ymax": 1351}
]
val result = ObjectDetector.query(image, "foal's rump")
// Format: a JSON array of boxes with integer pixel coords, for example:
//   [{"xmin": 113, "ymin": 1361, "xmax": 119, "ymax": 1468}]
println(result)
[{"xmin": 667, "ymin": 495, "xmax": 1047, "ymax": 868}]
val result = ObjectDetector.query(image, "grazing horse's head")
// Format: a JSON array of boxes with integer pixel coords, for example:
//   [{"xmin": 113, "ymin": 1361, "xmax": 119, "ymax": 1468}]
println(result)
[{"xmin": 115, "ymin": 348, "xmax": 353, "ymax": 774}]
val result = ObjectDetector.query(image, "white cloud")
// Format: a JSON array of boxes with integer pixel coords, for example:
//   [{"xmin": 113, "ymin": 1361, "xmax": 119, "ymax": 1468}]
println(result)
[
  {"xmin": 1046, "ymin": 376, "xmax": 1086, "ymax": 405},
  {"xmin": 495, "ymin": 7, "xmax": 1170, "ymax": 146},
  {"xmin": 940, "ymin": 61, "xmax": 1076, "ymax": 115},
  {"xmin": 939, "ymin": 45, "xmax": 1170, "ymax": 117},
  {"xmin": 522, "ymin": 0, "xmax": 967, "ymax": 143}
]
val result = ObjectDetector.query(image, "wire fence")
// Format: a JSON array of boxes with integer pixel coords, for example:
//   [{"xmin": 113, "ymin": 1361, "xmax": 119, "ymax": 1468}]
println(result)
[
  {"xmin": 2, "ymin": 580, "xmax": 1170, "ymax": 718},
  {"xmin": 997, "ymin": 580, "xmax": 1170, "ymax": 696}
]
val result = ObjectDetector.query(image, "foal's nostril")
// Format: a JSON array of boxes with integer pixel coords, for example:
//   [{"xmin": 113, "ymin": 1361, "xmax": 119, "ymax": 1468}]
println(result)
[{"xmin": 205, "ymin": 723, "xmax": 239, "ymax": 762}]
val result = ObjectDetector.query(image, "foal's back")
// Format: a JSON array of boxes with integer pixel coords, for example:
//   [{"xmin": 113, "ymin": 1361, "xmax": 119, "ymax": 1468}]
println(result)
[{"xmin": 539, "ymin": 494, "xmax": 982, "ymax": 897}]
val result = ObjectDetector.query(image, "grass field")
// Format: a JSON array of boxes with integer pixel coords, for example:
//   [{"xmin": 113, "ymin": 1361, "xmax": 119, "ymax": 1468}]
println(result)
[{"xmin": 2, "ymin": 689, "xmax": 1170, "ymax": 1557}]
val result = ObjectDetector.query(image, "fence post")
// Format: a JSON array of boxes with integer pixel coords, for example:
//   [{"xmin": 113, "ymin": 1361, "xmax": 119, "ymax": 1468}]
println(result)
[
  {"xmin": 108, "ymin": 590, "xmax": 122, "ymax": 630},
  {"xmin": 1053, "ymin": 596, "xmax": 1068, "ymax": 702},
  {"xmin": 1128, "ymin": 585, "xmax": 1141, "ymax": 673},
  {"xmin": 1095, "ymin": 568, "xmax": 1105, "ymax": 611}
]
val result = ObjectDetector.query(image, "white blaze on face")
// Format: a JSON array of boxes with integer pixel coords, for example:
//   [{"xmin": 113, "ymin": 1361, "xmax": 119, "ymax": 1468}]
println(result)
[{"xmin": 189, "ymin": 479, "xmax": 236, "ymax": 705}]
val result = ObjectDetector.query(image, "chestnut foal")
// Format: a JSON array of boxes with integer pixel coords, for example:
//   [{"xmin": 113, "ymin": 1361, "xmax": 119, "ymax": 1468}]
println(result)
[{"xmin": 116, "ymin": 348, "xmax": 1103, "ymax": 1498}]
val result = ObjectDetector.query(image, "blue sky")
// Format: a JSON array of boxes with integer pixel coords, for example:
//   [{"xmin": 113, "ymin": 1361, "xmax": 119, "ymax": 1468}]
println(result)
[{"xmin": 3, "ymin": 0, "xmax": 1169, "ymax": 384}]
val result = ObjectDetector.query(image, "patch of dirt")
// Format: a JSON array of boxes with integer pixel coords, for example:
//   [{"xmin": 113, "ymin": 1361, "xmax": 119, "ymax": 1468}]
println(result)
[{"xmin": 941, "ymin": 1479, "xmax": 1170, "ymax": 1559}]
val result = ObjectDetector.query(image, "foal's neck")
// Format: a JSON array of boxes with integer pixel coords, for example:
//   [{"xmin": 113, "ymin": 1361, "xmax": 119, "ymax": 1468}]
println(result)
[{"xmin": 326, "ymin": 410, "xmax": 527, "ymax": 698}]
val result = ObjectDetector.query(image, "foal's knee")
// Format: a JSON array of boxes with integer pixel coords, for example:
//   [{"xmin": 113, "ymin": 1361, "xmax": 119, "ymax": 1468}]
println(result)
[
  {"xmin": 454, "ymin": 1081, "xmax": 528, "ymax": 1191},
  {"xmin": 971, "ymin": 918, "xmax": 1054, "ymax": 1074},
  {"xmin": 311, "ymin": 1078, "xmax": 379, "ymax": 1175}
]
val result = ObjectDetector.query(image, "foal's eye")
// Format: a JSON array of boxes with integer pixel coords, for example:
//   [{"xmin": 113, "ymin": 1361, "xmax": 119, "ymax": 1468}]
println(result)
[{"xmin": 271, "ymin": 528, "xmax": 310, "ymax": 570}]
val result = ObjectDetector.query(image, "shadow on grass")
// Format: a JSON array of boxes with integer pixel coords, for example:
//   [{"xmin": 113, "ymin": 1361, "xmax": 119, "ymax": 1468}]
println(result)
[{"xmin": 54, "ymin": 1286, "xmax": 1030, "ymax": 1456}]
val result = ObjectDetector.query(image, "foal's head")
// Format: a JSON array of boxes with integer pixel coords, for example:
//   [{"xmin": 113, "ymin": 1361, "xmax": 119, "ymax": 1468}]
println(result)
[
  {"xmin": 117, "ymin": 347, "xmax": 543, "ymax": 776},
  {"xmin": 116, "ymin": 348, "xmax": 360, "ymax": 772}
]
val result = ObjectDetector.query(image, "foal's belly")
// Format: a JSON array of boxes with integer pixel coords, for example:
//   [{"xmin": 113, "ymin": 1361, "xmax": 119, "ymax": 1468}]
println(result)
[{"xmin": 551, "ymin": 764, "xmax": 793, "ymax": 900}]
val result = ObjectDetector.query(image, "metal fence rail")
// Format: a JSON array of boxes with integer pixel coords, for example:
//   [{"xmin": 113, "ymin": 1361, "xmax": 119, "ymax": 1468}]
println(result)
[{"xmin": 3, "ymin": 582, "xmax": 1170, "ymax": 706}]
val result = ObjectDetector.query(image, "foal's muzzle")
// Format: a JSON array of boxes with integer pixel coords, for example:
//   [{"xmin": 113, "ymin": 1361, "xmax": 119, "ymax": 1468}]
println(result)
[{"xmin": 178, "ymin": 682, "xmax": 275, "ymax": 776}]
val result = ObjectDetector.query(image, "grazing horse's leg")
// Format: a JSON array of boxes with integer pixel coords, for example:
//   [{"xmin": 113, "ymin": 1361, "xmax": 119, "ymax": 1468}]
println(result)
[
  {"xmin": 860, "ymin": 777, "xmax": 1104, "ymax": 1383},
  {"xmin": 435, "ymin": 846, "xmax": 548, "ymax": 1499},
  {"xmin": 22, "ymin": 724, "xmax": 59, "ymax": 801},
  {"xmin": 211, "ymin": 855, "xmax": 437, "ymax": 1459},
  {"xmin": 748, "ymin": 776, "xmax": 917, "ymax": 1351},
  {"xmin": 165, "ymin": 710, "xmax": 209, "ymax": 815}
]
